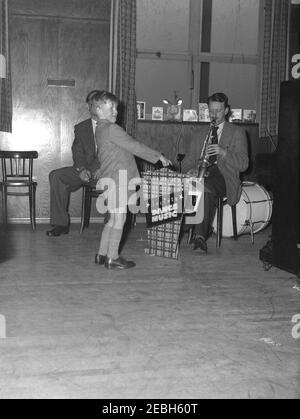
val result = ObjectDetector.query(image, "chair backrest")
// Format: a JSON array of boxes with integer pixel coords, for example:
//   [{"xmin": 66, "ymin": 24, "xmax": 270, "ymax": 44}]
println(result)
[{"xmin": 0, "ymin": 151, "xmax": 38, "ymax": 182}]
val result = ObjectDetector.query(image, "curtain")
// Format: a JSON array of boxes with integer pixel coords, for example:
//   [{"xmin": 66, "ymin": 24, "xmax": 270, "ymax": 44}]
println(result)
[
  {"xmin": 109, "ymin": 0, "xmax": 137, "ymax": 138},
  {"xmin": 259, "ymin": 0, "xmax": 290, "ymax": 140},
  {"xmin": 0, "ymin": 0, "xmax": 12, "ymax": 133}
]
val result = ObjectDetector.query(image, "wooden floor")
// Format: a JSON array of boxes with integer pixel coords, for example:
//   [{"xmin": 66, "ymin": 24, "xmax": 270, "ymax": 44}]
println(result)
[{"xmin": 0, "ymin": 222, "xmax": 299, "ymax": 399}]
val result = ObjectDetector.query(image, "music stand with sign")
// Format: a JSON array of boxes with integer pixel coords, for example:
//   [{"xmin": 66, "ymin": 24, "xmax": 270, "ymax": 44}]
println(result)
[{"xmin": 141, "ymin": 168, "xmax": 197, "ymax": 259}]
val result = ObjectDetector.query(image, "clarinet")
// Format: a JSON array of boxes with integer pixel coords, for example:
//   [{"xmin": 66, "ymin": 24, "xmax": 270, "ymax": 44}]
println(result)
[{"xmin": 197, "ymin": 119, "xmax": 216, "ymax": 180}]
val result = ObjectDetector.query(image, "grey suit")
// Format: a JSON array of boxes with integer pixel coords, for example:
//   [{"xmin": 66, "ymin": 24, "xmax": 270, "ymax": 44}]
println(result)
[
  {"xmin": 95, "ymin": 121, "xmax": 161, "ymax": 183},
  {"xmin": 193, "ymin": 121, "xmax": 249, "ymax": 239}
]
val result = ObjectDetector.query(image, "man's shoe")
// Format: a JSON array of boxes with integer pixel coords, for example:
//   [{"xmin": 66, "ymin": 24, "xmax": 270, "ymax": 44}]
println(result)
[
  {"xmin": 105, "ymin": 256, "xmax": 136, "ymax": 269},
  {"xmin": 192, "ymin": 236, "xmax": 207, "ymax": 253},
  {"xmin": 95, "ymin": 254, "xmax": 106, "ymax": 265},
  {"xmin": 46, "ymin": 225, "xmax": 69, "ymax": 237}
]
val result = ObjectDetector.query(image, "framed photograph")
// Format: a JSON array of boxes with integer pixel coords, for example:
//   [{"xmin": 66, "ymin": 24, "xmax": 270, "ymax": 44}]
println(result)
[
  {"xmin": 152, "ymin": 106, "xmax": 164, "ymax": 121},
  {"xmin": 137, "ymin": 101, "xmax": 146, "ymax": 120},
  {"xmin": 229, "ymin": 109, "xmax": 243, "ymax": 122},
  {"xmin": 198, "ymin": 103, "xmax": 210, "ymax": 122},
  {"xmin": 243, "ymin": 109, "xmax": 256, "ymax": 123},
  {"xmin": 183, "ymin": 109, "xmax": 198, "ymax": 122},
  {"xmin": 165, "ymin": 104, "xmax": 182, "ymax": 121}
]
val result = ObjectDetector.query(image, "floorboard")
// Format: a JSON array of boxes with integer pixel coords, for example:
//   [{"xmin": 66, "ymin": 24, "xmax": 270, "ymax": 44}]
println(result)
[{"xmin": 0, "ymin": 223, "xmax": 299, "ymax": 399}]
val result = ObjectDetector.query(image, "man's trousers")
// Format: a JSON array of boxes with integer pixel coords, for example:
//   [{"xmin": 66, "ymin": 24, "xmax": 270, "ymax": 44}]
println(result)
[
  {"xmin": 193, "ymin": 164, "xmax": 226, "ymax": 240},
  {"xmin": 49, "ymin": 167, "xmax": 85, "ymax": 226}
]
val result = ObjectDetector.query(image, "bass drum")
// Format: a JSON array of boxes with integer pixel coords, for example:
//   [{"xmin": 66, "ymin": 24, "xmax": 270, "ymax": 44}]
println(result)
[{"xmin": 212, "ymin": 182, "xmax": 273, "ymax": 237}]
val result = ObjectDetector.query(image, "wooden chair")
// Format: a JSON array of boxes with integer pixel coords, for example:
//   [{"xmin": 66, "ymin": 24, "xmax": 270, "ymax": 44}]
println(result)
[
  {"xmin": 80, "ymin": 181, "xmax": 103, "ymax": 234},
  {"xmin": 188, "ymin": 196, "xmax": 238, "ymax": 248},
  {"xmin": 0, "ymin": 150, "xmax": 38, "ymax": 230}
]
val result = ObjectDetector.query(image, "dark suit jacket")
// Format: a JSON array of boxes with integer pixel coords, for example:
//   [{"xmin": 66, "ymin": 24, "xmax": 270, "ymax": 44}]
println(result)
[{"xmin": 71, "ymin": 118, "xmax": 100, "ymax": 173}]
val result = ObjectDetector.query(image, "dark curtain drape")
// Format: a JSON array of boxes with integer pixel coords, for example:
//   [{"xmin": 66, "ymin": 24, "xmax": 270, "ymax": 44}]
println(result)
[
  {"xmin": 110, "ymin": 0, "xmax": 137, "ymax": 137},
  {"xmin": 259, "ymin": 0, "xmax": 290, "ymax": 140},
  {"xmin": 0, "ymin": 0, "xmax": 12, "ymax": 133}
]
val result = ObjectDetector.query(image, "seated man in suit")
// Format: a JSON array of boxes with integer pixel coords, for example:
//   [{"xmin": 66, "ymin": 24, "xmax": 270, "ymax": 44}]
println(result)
[
  {"xmin": 47, "ymin": 89, "xmax": 102, "ymax": 237},
  {"xmin": 187, "ymin": 92, "xmax": 249, "ymax": 252}
]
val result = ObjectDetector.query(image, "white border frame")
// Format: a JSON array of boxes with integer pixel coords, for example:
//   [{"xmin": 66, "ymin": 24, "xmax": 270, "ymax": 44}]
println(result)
[{"xmin": 137, "ymin": 101, "xmax": 146, "ymax": 119}]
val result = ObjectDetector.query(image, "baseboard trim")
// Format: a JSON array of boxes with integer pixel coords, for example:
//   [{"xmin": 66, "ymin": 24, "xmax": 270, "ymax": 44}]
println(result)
[
  {"xmin": 6, "ymin": 217, "xmax": 104, "ymax": 224},
  {"xmin": 6, "ymin": 216, "xmax": 145, "ymax": 224}
]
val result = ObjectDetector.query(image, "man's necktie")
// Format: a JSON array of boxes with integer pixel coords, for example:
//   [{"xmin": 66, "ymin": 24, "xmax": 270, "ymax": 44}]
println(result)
[{"xmin": 209, "ymin": 126, "xmax": 218, "ymax": 164}]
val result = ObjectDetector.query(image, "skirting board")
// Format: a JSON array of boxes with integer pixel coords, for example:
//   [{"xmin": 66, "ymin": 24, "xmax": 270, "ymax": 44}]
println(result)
[
  {"xmin": 6, "ymin": 217, "xmax": 104, "ymax": 225},
  {"xmin": 5, "ymin": 216, "xmax": 145, "ymax": 224}
]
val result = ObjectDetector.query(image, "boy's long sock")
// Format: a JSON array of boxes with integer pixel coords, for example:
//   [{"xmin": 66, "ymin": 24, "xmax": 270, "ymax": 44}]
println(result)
[
  {"xmin": 98, "ymin": 223, "xmax": 112, "ymax": 256},
  {"xmin": 107, "ymin": 227, "xmax": 123, "ymax": 260}
]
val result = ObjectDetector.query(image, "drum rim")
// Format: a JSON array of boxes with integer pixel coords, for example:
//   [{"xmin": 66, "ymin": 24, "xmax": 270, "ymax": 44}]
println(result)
[
  {"xmin": 240, "ymin": 182, "xmax": 272, "ymax": 234},
  {"xmin": 213, "ymin": 182, "xmax": 273, "ymax": 237}
]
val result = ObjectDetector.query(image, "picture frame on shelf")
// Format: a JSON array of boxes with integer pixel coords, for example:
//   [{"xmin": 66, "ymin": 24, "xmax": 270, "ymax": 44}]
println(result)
[
  {"xmin": 151, "ymin": 106, "xmax": 164, "ymax": 121},
  {"xmin": 243, "ymin": 109, "xmax": 256, "ymax": 123},
  {"xmin": 198, "ymin": 103, "xmax": 210, "ymax": 122},
  {"xmin": 163, "ymin": 92, "xmax": 183, "ymax": 121},
  {"xmin": 183, "ymin": 109, "xmax": 198, "ymax": 122},
  {"xmin": 137, "ymin": 101, "xmax": 146, "ymax": 120},
  {"xmin": 165, "ymin": 104, "xmax": 182, "ymax": 121},
  {"xmin": 229, "ymin": 109, "xmax": 243, "ymax": 122}
]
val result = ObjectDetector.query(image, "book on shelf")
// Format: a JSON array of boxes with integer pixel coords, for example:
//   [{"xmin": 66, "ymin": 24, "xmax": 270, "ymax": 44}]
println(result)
[
  {"xmin": 182, "ymin": 109, "xmax": 198, "ymax": 122},
  {"xmin": 198, "ymin": 103, "xmax": 210, "ymax": 122},
  {"xmin": 243, "ymin": 109, "xmax": 256, "ymax": 123},
  {"xmin": 229, "ymin": 109, "xmax": 243, "ymax": 122}
]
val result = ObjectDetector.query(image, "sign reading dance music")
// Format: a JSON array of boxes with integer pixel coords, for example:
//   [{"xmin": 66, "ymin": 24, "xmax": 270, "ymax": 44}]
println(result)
[
  {"xmin": 145, "ymin": 191, "xmax": 182, "ymax": 227},
  {"xmin": 142, "ymin": 168, "xmax": 204, "ymax": 228}
]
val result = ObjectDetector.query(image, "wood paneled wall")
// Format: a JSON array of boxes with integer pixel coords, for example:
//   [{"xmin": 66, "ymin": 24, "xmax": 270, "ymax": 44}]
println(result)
[{"xmin": 0, "ymin": 0, "xmax": 110, "ymax": 223}]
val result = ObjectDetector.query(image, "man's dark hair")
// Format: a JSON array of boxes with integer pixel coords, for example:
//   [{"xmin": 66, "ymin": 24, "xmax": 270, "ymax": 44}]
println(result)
[
  {"xmin": 85, "ymin": 90, "xmax": 103, "ymax": 103},
  {"xmin": 207, "ymin": 92, "xmax": 231, "ymax": 120},
  {"xmin": 91, "ymin": 91, "xmax": 119, "ymax": 106},
  {"xmin": 207, "ymin": 92, "xmax": 229, "ymax": 108}
]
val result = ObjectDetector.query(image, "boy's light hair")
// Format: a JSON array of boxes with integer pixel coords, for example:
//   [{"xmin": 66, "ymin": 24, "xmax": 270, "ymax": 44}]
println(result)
[{"xmin": 92, "ymin": 91, "xmax": 119, "ymax": 106}]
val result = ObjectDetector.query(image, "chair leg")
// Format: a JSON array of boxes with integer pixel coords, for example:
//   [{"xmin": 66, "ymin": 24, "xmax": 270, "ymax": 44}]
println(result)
[
  {"xmin": 187, "ymin": 226, "xmax": 194, "ymax": 244},
  {"xmin": 131, "ymin": 213, "xmax": 137, "ymax": 228},
  {"xmin": 32, "ymin": 185, "xmax": 37, "ymax": 230},
  {"xmin": 80, "ymin": 186, "xmax": 87, "ymax": 234},
  {"xmin": 126, "ymin": 212, "xmax": 136, "ymax": 229},
  {"xmin": 29, "ymin": 185, "xmax": 36, "ymax": 231},
  {"xmin": 2, "ymin": 186, "xmax": 8, "ymax": 224},
  {"xmin": 29, "ymin": 186, "xmax": 33, "ymax": 230},
  {"xmin": 216, "ymin": 197, "xmax": 223, "ymax": 248},
  {"xmin": 85, "ymin": 195, "xmax": 92, "ymax": 229},
  {"xmin": 0, "ymin": 186, "xmax": 3, "ymax": 223},
  {"xmin": 231, "ymin": 204, "xmax": 238, "ymax": 240}
]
